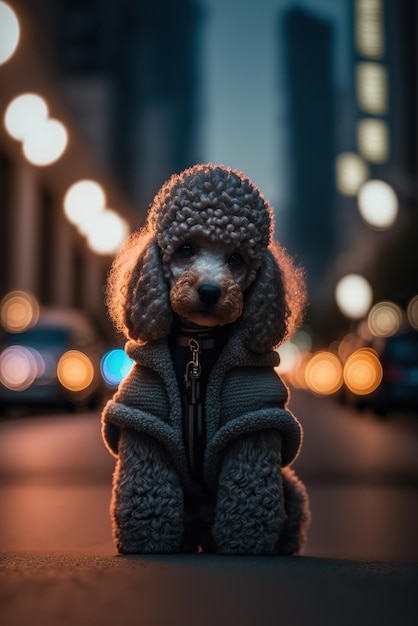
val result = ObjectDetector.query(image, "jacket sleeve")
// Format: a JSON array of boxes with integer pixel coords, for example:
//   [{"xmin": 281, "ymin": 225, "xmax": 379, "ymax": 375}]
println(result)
[
  {"xmin": 204, "ymin": 366, "xmax": 303, "ymax": 490},
  {"xmin": 101, "ymin": 363, "xmax": 171, "ymax": 457}
]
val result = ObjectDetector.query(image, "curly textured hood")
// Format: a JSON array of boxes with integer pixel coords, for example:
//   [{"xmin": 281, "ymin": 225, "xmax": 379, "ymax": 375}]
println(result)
[{"xmin": 147, "ymin": 164, "xmax": 273, "ymax": 267}]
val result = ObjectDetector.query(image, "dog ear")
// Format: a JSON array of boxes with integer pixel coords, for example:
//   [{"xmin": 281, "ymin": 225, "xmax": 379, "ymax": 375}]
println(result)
[
  {"xmin": 107, "ymin": 232, "xmax": 172, "ymax": 343},
  {"xmin": 240, "ymin": 243, "xmax": 306, "ymax": 354}
]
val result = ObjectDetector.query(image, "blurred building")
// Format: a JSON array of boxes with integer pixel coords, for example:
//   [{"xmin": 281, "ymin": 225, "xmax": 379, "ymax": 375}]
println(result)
[
  {"xmin": 280, "ymin": 0, "xmax": 417, "ymax": 336},
  {"xmin": 280, "ymin": 7, "xmax": 337, "ymax": 291},
  {"xmin": 46, "ymin": 0, "xmax": 203, "ymax": 214},
  {"xmin": 0, "ymin": 0, "xmax": 203, "ymax": 338},
  {"xmin": 338, "ymin": 0, "xmax": 417, "ymax": 304}
]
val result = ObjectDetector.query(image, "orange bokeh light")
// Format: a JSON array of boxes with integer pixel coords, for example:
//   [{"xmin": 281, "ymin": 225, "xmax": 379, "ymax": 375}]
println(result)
[
  {"xmin": 0, "ymin": 290, "xmax": 39, "ymax": 333},
  {"xmin": 305, "ymin": 352, "xmax": 343, "ymax": 395},
  {"xmin": 57, "ymin": 350, "xmax": 94, "ymax": 392},
  {"xmin": 343, "ymin": 348, "xmax": 383, "ymax": 395}
]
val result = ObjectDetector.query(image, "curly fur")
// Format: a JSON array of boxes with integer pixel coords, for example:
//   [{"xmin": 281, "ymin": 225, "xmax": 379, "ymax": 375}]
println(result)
[
  {"xmin": 112, "ymin": 429, "xmax": 184, "ymax": 553},
  {"xmin": 105, "ymin": 163, "xmax": 310, "ymax": 555},
  {"xmin": 213, "ymin": 430, "xmax": 286, "ymax": 554},
  {"xmin": 106, "ymin": 163, "xmax": 306, "ymax": 352}
]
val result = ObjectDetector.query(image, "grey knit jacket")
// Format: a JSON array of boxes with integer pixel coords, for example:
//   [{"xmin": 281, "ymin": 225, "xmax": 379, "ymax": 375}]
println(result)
[{"xmin": 102, "ymin": 329, "xmax": 302, "ymax": 493}]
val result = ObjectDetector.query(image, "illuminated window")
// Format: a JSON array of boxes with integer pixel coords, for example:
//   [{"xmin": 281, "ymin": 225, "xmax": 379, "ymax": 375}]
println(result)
[
  {"xmin": 355, "ymin": 0, "xmax": 384, "ymax": 59},
  {"xmin": 336, "ymin": 152, "xmax": 369, "ymax": 196},
  {"xmin": 357, "ymin": 118, "xmax": 389, "ymax": 163},
  {"xmin": 356, "ymin": 62, "xmax": 387, "ymax": 115}
]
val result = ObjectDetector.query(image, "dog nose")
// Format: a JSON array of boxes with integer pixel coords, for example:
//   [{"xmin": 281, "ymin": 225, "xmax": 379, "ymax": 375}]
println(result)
[{"xmin": 198, "ymin": 284, "xmax": 221, "ymax": 306}]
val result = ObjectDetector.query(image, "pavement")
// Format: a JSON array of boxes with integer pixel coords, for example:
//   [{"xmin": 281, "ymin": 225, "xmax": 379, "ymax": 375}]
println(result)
[
  {"xmin": 1, "ymin": 552, "xmax": 417, "ymax": 626},
  {"xmin": 0, "ymin": 390, "xmax": 417, "ymax": 625}
]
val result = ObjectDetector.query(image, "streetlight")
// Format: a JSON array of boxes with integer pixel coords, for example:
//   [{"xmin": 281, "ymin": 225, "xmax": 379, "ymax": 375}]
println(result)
[
  {"xmin": 335, "ymin": 274, "xmax": 373, "ymax": 320},
  {"xmin": 63, "ymin": 180, "xmax": 106, "ymax": 229},
  {"xmin": 22, "ymin": 118, "xmax": 68, "ymax": 166},
  {"xmin": 4, "ymin": 94, "xmax": 48, "ymax": 140},
  {"xmin": 357, "ymin": 179, "xmax": 398, "ymax": 229},
  {"xmin": 86, "ymin": 209, "xmax": 129, "ymax": 255},
  {"xmin": 4, "ymin": 94, "xmax": 68, "ymax": 166},
  {"xmin": 0, "ymin": 2, "xmax": 20, "ymax": 65}
]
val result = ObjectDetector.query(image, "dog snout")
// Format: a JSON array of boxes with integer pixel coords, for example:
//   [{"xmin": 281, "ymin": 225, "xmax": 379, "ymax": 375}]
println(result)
[{"xmin": 198, "ymin": 284, "xmax": 221, "ymax": 307}]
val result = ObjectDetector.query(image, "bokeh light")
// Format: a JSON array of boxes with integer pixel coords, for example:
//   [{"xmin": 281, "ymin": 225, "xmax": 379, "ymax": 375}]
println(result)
[
  {"xmin": 63, "ymin": 180, "xmax": 106, "ymax": 227},
  {"xmin": 335, "ymin": 152, "xmax": 369, "ymax": 196},
  {"xmin": 4, "ymin": 93, "xmax": 48, "ymax": 141},
  {"xmin": 337, "ymin": 332, "xmax": 363, "ymax": 362},
  {"xmin": 22, "ymin": 118, "xmax": 68, "ymax": 166},
  {"xmin": 305, "ymin": 351, "xmax": 343, "ymax": 396},
  {"xmin": 343, "ymin": 348, "xmax": 383, "ymax": 395},
  {"xmin": 0, "ymin": 346, "xmax": 39, "ymax": 391},
  {"xmin": 276, "ymin": 341, "xmax": 301, "ymax": 375},
  {"xmin": 357, "ymin": 118, "xmax": 389, "ymax": 163},
  {"xmin": 367, "ymin": 301, "xmax": 403, "ymax": 337},
  {"xmin": 57, "ymin": 350, "xmax": 94, "ymax": 392},
  {"xmin": 0, "ymin": 2, "xmax": 20, "ymax": 65},
  {"xmin": 335, "ymin": 274, "xmax": 373, "ymax": 320},
  {"xmin": 0, "ymin": 291, "xmax": 40, "ymax": 332},
  {"xmin": 357, "ymin": 179, "xmax": 398, "ymax": 230},
  {"xmin": 287, "ymin": 352, "xmax": 311, "ymax": 390},
  {"xmin": 354, "ymin": 0, "xmax": 384, "ymax": 59},
  {"xmin": 100, "ymin": 349, "xmax": 133, "ymax": 386},
  {"xmin": 406, "ymin": 296, "xmax": 418, "ymax": 330},
  {"xmin": 292, "ymin": 329, "xmax": 312, "ymax": 353},
  {"xmin": 86, "ymin": 209, "xmax": 129, "ymax": 255},
  {"xmin": 356, "ymin": 62, "xmax": 387, "ymax": 115}
]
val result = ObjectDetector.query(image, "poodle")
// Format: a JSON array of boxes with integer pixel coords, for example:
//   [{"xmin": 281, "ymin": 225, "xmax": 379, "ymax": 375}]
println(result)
[{"xmin": 102, "ymin": 163, "xmax": 310, "ymax": 555}]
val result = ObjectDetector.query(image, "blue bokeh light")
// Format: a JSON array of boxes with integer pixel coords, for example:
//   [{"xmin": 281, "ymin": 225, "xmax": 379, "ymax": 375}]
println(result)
[{"xmin": 100, "ymin": 349, "xmax": 133, "ymax": 386}]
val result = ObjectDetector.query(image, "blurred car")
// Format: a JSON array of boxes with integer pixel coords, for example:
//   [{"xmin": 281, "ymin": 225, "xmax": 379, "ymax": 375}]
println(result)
[
  {"xmin": 0, "ymin": 308, "xmax": 104, "ymax": 413},
  {"xmin": 355, "ymin": 330, "xmax": 418, "ymax": 416}
]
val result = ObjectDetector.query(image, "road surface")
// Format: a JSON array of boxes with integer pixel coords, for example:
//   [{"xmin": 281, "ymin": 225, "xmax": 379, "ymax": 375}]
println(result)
[{"xmin": 0, "ymin": 390, "xmax": 417, "ymax": 626}]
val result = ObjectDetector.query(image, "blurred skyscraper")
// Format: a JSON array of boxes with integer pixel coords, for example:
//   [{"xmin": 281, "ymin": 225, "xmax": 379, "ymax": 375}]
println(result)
[
  {"xmin": 44, "ymin": 0, "xmax": 204, "ymax": 216},
  {"xmin": 280, "ymin": 7, "xmax": 337, "ymax": 289}
]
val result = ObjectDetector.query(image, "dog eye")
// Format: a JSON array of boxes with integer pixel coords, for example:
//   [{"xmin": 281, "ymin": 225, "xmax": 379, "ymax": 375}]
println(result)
[
  {"xmin": 228, "ymin": 252, "xmax": 244, "ymax": 268},
  {"xmin": 176, "ymin": 243, "xmax": 195, "ymax": 259}
]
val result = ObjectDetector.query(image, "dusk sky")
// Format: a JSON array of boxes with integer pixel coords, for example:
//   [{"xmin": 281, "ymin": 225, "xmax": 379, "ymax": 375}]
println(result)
[{"xmin": 202, "ymin": 0, "xmax": 350, "ymax": 221}]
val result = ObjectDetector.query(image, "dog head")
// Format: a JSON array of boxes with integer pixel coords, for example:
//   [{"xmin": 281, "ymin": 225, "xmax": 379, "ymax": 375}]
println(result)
[
  {"xmin": 106, "ymin": 164, "xmax": 305, "ymax": 353},
  {"xmin": 149, "ymin": 165, "xmax": 271, "ymax": 327}
]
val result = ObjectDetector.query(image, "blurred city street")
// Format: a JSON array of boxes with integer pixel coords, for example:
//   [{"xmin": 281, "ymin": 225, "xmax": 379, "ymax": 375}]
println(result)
[
  {"xmin": 1, "ymin": 390, "xmax": 417, "ymax": 625},
  {"xmin": 1, "ymin": 1, "xmax": 418, "ymax": 624}
]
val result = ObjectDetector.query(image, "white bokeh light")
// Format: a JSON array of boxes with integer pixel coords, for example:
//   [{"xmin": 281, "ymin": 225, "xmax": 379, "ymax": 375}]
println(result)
[
  {"xmin": 4, "ymin": 93, "xmax": 48, "ymax": 141},
  {"xmin": 357, "ymin": 118, "xmax": 389, "ymax": 163},
  {"xmin": 276, "ymin": 341, "xmax": 301, "ymax": 375},
  {"xmin": 335, "ymin": 274, "xmax": 373, "ymax": 320},
  {"xmin": 358, "ymin": 179, "xmax": 398, "ymax": 229},
  {"xmin": 22, "ymin": 118, "xmax": 68, "ymax": 166},
  {"xmin": 336, "ymin": 152, "xmax": 369, "ymax": 196},
  {"xmin": 63, "ymin": 180, "xmax": 106, "ymax": 228},
  {"xmin": 0, "ymin": 2, "xmax": 20, "ymax": 65},
  {"xmin": 86, "ymin": 209, "xmax": 129, "ymax": 255},
  {"xmin": 407, "ymin": 296, "xmax": 418, "ymax": 330},
  {"xmin": 367, "ymin": 301, "xmax": 403, "ymax": 337}
]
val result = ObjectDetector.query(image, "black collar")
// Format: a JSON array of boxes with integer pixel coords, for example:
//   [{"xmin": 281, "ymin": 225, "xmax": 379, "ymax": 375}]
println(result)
[{"xmin": 171, "ymin": 317, "xmax": 232, "ymax": 350}]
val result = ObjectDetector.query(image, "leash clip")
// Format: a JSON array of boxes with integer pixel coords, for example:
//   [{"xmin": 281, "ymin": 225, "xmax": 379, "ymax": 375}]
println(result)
[{"xmin": 185, "ymin": 339, "xmax": 201, "ymax": 379}]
